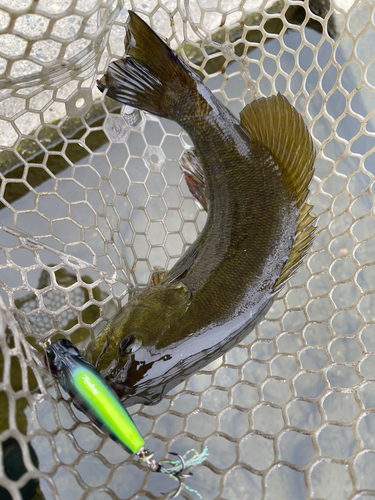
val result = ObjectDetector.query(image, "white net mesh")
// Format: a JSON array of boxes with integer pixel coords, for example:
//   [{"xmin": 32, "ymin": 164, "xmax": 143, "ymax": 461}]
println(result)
[{"xmin": 1, "ymin": 0, "xmax": 375, "ymax": 499}]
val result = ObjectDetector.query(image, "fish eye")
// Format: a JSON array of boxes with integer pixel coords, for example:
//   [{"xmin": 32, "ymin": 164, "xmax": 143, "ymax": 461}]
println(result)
[{"xmin": 119, "ymin": 335, "xmax": 142, "ymax": 356}]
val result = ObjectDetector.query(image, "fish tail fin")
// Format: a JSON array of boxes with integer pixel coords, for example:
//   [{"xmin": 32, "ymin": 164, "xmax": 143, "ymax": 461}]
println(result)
[
  {"xmin": 97, "ymin": 11, "xmax": 196, "ymax": 119},
  {"xmin": 240, "ymin": 93, "xmax": 317, "ymax": 292}
]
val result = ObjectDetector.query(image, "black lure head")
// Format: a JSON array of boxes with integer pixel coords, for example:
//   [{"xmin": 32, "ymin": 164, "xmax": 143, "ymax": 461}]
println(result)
[{"xmin": 44, "ymin": 339, "xmax": 80, "ymax": 379}]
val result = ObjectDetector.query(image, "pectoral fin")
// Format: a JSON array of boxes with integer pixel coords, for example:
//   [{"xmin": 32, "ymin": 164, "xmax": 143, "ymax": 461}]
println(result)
[
  {"xmin": 150, "ymin": 267, "xmax": 168, "ymax": 287},
  {"xmin": 180, "ymin": 150, "xmax": 208, "ymax": 211}
]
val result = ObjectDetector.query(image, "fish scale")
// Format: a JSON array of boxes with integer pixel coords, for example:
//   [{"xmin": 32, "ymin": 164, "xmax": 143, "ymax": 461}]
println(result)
[{"xmin": 86, "ymin": 11, "xmax": 316, "ymax": 407}]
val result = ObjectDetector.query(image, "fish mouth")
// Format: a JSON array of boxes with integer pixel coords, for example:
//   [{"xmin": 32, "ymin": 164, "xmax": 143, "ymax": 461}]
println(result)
[
  {"xmin": 99, "ymin": 358, "xmax": 120, "ymax": 378},
  {"xmin": 85, "ymin": 332, "xmax": 114, "ymax": 370},
  {"xmin": 84, "ymin": 334, "xmax": 136, "ymax": 397},
  {"xmin": 110, "ymin": 381, "xmax": 133, "ymax": 400},
  {"xmin": 99, "ymin": 357, "xmax": 135, "ymax": 395},
  {"xmin": 110, "ymin": 379, "xmax": 165, "ymax": 407}
]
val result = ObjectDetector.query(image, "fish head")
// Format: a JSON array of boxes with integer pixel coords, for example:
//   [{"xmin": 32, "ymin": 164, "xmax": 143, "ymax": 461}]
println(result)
[{"xmin": 85, "ymin": 282, "xmax": 191, "ymax": 404}]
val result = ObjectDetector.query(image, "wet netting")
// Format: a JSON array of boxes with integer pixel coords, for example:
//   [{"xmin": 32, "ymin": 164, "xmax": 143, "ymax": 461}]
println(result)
[{"xmin": 0, "ymin": 0, "xmax": 375, "ymax": 499}]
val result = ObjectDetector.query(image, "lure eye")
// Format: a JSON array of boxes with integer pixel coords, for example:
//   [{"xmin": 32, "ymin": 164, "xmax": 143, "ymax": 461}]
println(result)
[{"xmin": 119, "ymin": 335, "xmax": 142, "ymax": 356}]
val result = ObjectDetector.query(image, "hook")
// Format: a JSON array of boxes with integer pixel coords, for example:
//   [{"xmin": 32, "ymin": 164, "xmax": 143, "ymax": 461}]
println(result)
[
  {"xmin": 161, "ymin": 452, "xmax": 193, "ymax": 499},
  {"xmin": 137, "ymin": 446, "xmax": 208, "ymax": 498}
]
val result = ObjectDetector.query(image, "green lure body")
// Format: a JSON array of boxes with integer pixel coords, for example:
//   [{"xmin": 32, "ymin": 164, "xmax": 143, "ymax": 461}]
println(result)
[{"xmin": 44, "ymin": 339, "xmax": 144, "ymax": 454}]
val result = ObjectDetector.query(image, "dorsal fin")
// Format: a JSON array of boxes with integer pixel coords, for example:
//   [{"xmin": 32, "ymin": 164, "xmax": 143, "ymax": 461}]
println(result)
[{"xmin": 240, "ymin": 93, "xmax": 317, "ymax": 292}]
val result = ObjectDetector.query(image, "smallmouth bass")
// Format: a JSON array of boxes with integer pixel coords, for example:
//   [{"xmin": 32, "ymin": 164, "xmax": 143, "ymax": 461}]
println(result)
[{"xmin": 86, "ymin": 11, "xmax": 316, "ymax": 406}]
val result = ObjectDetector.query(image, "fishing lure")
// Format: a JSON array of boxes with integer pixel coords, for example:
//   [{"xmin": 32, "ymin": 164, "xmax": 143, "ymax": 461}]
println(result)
[{"xmin": 43, "ymin": 339, "xmax": 208, "ymax": 497}]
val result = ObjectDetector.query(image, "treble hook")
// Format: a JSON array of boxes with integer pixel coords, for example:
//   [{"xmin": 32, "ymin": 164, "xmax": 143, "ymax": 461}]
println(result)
[
  {"xmin": 137, "ymin": 446, "xmax": 208, "ymax": 498},
  {"xmin": 162, "ymin": 452, "xmax": 193, "ymax": 498},
  {"xmin": 166, "ymin": 477, "xmax": 183, "ymax": 499}
]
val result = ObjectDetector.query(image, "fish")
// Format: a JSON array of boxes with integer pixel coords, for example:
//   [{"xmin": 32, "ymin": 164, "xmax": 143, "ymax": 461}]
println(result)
[{"xmin": 86, "ymin": 11, "xmax": 316, "ymax": 407}]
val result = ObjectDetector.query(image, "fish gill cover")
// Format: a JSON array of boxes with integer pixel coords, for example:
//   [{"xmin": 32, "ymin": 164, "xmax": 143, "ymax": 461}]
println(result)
[{"xmin": 0, "ymin": 0, "xmax": 375, "ymax": 499}]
